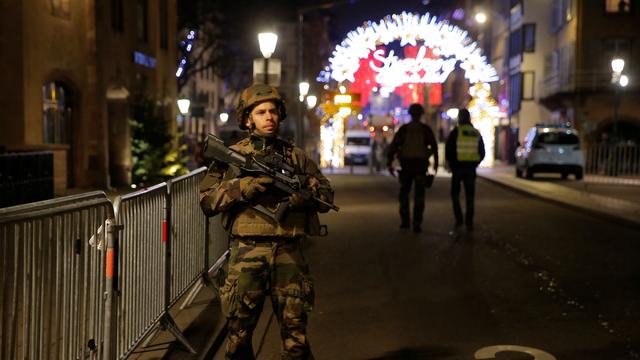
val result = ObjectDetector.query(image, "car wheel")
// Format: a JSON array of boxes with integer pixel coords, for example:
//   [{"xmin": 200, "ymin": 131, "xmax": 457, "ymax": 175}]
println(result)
[
  {"xmin": 561, "ymin": 172, "xmax": 568, "ymax": 180},
  {"xmin": 515, "ymin": 167, "xmax": 523, "ymax": 178},
  {"xmin": 575, "ymin": 169, "xmax": 583, "ymax": 180}
]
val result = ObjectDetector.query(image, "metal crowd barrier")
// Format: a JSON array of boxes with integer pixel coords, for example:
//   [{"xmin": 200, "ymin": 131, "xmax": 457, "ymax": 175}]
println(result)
[
  {"xmin": 1, "ymin": 168, "xmax": 229, "ymax": 360},
  {"xmin": 112, "ymin": 183, "xmax": 172, "ymax": 359},
  {"xmin": 0, "ymin": 191, "xmax": 114, "ymax": 360},
  {"xmin": 585, "ymin": 144, "xmax": 640, "ymax": 181},
  {"xmin": 169, "ymin": 169, "xmax": 207, "ymax": 304}
]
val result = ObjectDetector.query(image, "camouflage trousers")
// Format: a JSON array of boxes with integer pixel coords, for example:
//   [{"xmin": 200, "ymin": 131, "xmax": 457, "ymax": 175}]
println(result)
[{"xmin": 219, "ymin": 236, "xmax": 315, "ymax": 360}]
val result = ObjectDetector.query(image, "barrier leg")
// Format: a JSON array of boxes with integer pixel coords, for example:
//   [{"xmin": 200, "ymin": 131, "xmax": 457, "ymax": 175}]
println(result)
[
  {"xmin": 159, "ymin": 314, "xmax": 197, "ymax": 354},
  {"xmin": 180, "ymin": 251, "xmax": 229, "ymax": 310}
]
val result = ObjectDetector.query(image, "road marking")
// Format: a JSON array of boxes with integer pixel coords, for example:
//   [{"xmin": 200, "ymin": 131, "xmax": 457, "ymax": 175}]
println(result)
[{"xmin": 475, "ymin": 345, "xmax": 556, "ymax": 360}]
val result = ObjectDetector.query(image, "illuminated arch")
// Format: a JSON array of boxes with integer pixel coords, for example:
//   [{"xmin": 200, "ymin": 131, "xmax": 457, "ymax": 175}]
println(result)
[{"xmin": 326, "ymin": 12, "xmax": 498, "ymax": 91}]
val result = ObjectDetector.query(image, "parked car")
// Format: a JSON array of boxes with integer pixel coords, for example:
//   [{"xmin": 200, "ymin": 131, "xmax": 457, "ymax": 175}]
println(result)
[
  {"xmin": 515, "ymin": 125, "xmax": 584, "ymax": 180},
  {"xmin": 344, "ymin": 130, "xmax": 372, "ymax": 165}
]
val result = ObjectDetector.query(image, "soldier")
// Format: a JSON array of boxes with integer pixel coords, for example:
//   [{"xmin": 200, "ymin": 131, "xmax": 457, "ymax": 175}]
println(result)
[
  {"xmin": 199, "ymin": 83, "xmax": 334, "ymax": 360},
  {"xmin": 387, "ymin": 103, "xmax": 439, "ymax": 233},
  {"xmin": 445, "ymin": 108, "xmax": 485, "ymax": 231}
]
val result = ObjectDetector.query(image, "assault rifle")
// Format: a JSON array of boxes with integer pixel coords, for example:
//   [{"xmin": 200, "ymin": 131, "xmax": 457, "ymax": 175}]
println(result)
[{"xmin": 201, "ymin": 133, "xmax": 339, "ymax": 222}]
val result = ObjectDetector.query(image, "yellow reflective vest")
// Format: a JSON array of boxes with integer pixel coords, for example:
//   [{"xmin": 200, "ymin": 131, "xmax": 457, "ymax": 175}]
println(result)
[{"xmin": 456, "ymin": 124, "xmax": 481, "ymax": 162}]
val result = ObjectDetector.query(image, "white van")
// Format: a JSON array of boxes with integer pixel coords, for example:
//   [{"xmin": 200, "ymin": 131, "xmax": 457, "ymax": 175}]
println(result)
[
  {"xmin": 344, "ymin": 130, "xmax": 372, "ymax": 165},
  {"xmin": 515, "ymin": 125, "xmax": 584, "ymax": 180}
]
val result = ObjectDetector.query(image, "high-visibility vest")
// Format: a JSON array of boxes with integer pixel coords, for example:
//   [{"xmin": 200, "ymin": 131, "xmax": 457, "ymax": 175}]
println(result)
[{"xmin": 456, "ymin": 124, "xmax": 481, "ymax": 162}]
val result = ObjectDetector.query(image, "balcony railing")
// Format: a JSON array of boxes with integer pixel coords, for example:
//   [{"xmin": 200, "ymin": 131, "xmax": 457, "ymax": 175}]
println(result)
[{"xmin": 540, "ymin": 70, "xmax": 613, "ymax": 99}]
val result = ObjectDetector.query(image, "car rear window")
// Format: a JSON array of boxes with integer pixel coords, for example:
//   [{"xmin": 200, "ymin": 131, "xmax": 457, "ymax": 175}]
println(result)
[
  {"xmin": 536, "ymin": 132, "xmax": 579, "ymax": 145},
  {"xmin": 346, "ymin": 138, "xmax": 370, "ymax": 146}
]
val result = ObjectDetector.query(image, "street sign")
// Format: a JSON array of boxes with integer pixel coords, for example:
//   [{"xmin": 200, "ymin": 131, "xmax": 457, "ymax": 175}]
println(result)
[{"xmin": 253, "ymin": 58, "xmax": 281, "ymax": 86}]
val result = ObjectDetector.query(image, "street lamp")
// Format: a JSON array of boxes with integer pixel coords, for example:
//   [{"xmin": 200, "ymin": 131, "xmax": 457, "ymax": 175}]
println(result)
[
  {"xmin": 299, "ymin": 81, "xmax": 310, "ymax": 97},
  {"xmin": 258, "ymin": 32, "xmax": 278, "ymax": 84},
  {"xmin": 306, "ymin": 95, "xmax": 317, "ymax": 109},
  {"xmin": 611, "ymin": 58, "xmax": 625, "ymax": 74},
  {"xmin": 177, "ymin": 98, "xmax": 191, "ymax": 133},
  {"xmin": 177, "ymin": 98, "xmax": 190, "ymax": 115},
  {"xmin": 610, "ymin": 58, "xmax": 626, "ymax": 141},
  {"xmin": 619, "ymin": 75, "xmax": 629, "ymax": 87},
  {"xmin": 474, "ymin": 12, "xmax": 487, "ymax": 24}
]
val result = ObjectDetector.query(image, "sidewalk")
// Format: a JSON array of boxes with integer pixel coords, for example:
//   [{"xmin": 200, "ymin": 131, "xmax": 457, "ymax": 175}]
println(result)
[{"xmin": 477, "ymin": 165, "xmax": 640, "ymax": 228}]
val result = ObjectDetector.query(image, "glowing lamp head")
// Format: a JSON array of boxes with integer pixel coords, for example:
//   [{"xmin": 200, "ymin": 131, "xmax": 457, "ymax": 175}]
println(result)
[
  {"xmin": 306, "ymin": 95, "xmax": 318, "ymax": 109},
  {"xmin": 299, "ymin": 81, "xmax": 310, "ymax": 96},
  {"xmin": 177, "ymin": 99, "xmax": 190, "ymax": 115},
  {"xmin": 475, "ymin": 12, "xmax": 487, "ymax": 24},
  {"xmin": 611, "ymin": 58, "xmax": 625, "ymax": 73},
  {"xmin": 619, "ymin": 74, "xmax": 629, "ymax": 87},
  {"xmin": 258, "ymin": 32, "xmax": 278, "ymax": 59}
]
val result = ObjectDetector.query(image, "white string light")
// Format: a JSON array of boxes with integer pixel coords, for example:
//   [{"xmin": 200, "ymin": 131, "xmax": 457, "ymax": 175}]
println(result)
[
  {"xmin": 176, "ymin": 30, "xmax": 197, "ymax": 78},
  {"xmin": 326, "ymin": 11, "xmax": 498, "ymax": 89}
]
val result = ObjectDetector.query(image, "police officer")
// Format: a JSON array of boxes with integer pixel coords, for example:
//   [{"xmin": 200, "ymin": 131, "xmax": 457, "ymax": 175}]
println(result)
[
  {"xmin": 199, "ymin": 84, "xmax": 334, "ymax": 359},
  {"xmin": 387, "ymin": 103, "xmax": 439, "ymax": 233},
  {"xmin": 445, "ymin": 108, "xmax": 485, "ymax": 231}
]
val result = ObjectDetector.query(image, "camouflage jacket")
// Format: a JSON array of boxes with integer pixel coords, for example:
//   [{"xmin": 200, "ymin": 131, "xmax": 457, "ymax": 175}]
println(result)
[{"xmin": 199, "ymin": 135, "xmax": 334, "ymax": 237}]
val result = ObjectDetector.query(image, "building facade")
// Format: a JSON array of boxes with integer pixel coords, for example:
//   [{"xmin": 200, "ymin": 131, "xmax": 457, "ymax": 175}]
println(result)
[
  {"xmin": 480, "ymin": 0, "xmax": 640, "ymax": 150},
  {"xmin": 539, "ymin": 0, "xmax": 640, "ymax": 144},
  {"xmin": 0, "ymin": 0, "xmax": 178, "ymax": 192}
]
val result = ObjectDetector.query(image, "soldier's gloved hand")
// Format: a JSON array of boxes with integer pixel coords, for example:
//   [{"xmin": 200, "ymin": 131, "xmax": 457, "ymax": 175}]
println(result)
[
  {"xmin": 239, "ymin": 176, "xmax": 273, "ymax": 200},
  {"xmin": 288, "ymin": 193, "xmax": 308, "ymax": 210},
  {"xmin": 307, "ymin": 176, "xmax": 320, "ymax": 192}
]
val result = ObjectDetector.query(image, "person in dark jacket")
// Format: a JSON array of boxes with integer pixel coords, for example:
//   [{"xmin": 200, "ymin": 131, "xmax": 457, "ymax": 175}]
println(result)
[
  {"xmin": 387, "ymin": 103, "xmax": 438, "ymax": 233},
  {"xmin": 445, "ymin": 108, "xmax": 485, "ymax": 231}
]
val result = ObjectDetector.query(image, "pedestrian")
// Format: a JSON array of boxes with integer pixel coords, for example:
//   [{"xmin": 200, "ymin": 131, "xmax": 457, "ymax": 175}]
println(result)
[
  {"xmin": 445, "ymin": 108, "xmax": 485, "ymax": 231},
  {"xmin": 199, "ymin": 83, "xmax": 334, "ymax": 359},
  {"xmin": 386, "ymin": 103, "xmax": 439, "ymax": 233}
]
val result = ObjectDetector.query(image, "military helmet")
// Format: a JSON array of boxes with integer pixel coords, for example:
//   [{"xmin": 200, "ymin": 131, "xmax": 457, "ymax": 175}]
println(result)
[{"xmin": 235, "ymin": 84, "xmax": 287, "ymax": 130}]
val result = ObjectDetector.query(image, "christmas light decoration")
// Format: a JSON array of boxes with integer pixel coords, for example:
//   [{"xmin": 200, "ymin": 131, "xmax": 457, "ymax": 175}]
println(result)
[
  {"xmin": 176, "ymin": 30, "xmax": 196, "ymax": 78},
  {"xmin": 467, "ymin": 82, "xmax": 504, "ymax": 167},
  {"xmin": 327, "ymin": 12, "xmax": 497, "ymax": 91}
]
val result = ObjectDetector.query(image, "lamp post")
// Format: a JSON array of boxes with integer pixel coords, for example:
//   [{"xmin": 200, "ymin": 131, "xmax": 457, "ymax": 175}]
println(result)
[
  {"xmin": 297, "ymin": 81, "xmax": 311, "ymax": 148},
  {"xmin": 610, "ymin": 58, "xmax": 625, "ymax": 141},
  {"xmin": 258, "ymin": 32, "xmax": 278, "ymax": 85}
]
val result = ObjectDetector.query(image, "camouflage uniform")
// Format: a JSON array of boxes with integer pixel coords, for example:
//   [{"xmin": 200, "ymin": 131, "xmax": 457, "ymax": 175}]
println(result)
[{"xmin": 199, "ymin": 134, "xmax": 333, "ymax": 360}]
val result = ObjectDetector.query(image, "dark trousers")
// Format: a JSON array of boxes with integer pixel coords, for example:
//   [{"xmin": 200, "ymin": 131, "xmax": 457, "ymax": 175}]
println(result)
[
  {"xmin": 450, "ymin": 167, "xmax": 477, "ymax": 226},
  {"xmin": 398, "ymin": 161, "xmax": 428, "ymax": 227}
]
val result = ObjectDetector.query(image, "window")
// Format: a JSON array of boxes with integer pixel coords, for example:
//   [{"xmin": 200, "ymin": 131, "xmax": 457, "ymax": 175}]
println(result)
[
  {"xmin": 535, "ymin": 132, "xmax": 579, "ymax": 145},
  {"xmin": 346, "ymin": 138, "xmax": 370, "ymax": 146},
  {"xmin": 523, "ymin": 24, "xmax": 536, "ymax": 52},
  {"xmin": 111, "ymin": 0, "xmax": 124, "ymax": 33},
  {"xmin": 509, "ymin": 73, "xmax": 523, "ymax": 114},
  {"xmin": 42, "ymin": 81, "xmax": 71, "ymax": 144},
  {"xmin": 160, "ymin": 0, "xmax": 168, "ymax": 49},
  {"xmin": 509, "ymin": 27, "xmax": 523, "ymax": 58},
  {"xmin": 551, "ymin": 0, "xmax": 572, "ymax": 32},
  {"xmin": 510, "ymin": 0, "xmax": 523, "ymax": 24},
  {"xmin": 50, "ymin": 0, "xmax": 70, "ymax": 18},
  {"xmin": 606, "ymin": 0, "xmax": 631, "ymax": 13},
  {"xmin": 136, "ymin": 0, "xmax": 148, "ymax": 43}
]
